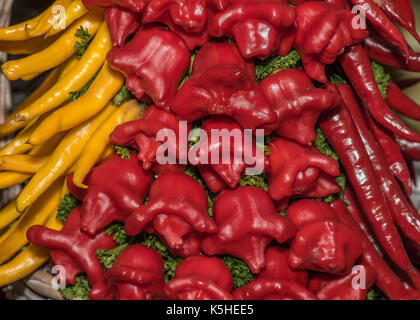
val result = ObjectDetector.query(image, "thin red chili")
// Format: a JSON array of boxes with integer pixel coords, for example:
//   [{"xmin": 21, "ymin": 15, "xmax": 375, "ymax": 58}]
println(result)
[
  {"xmin": 396, "ymin": 136, "xmax": 420, "ymax": 161},
  {"xmin": 387, "ymin": 81, "xmax": 420, "ymax": 121}
]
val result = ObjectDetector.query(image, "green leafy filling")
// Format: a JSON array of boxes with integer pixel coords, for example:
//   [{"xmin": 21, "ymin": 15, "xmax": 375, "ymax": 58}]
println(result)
[
  {"xmin": 56, "ymin": 194, "xmax": 81, "ymax": 223},
  {"xmin": 220, "ymin": 255, "xmax": 254, "ymax": 289},
  {"xmin": 113, "ymin": 145, "xmax": 131, "ymax": 160},
  {"xmin": 75, "ymin": 26, "xmax": 92, "ymax": 59},
  {"xmin": 59, "ymin": 275, "xmax": 91, "ymax": 300},
  {"xmin": 112, "ymin": 85, "xmax": 133, "ymax": 106},
  {"xmin": 371, "ymin": 60, "xmax": 391, "ymax": 99},
  {"xmin": 255, "ymin": 49, "xmax": 301, "ymax": 82}
]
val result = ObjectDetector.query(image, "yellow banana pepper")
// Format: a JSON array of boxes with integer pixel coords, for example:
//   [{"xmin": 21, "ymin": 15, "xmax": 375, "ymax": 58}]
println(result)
[
  {"xmin": 1, "ymin": 11, "xmax": 103, "ymax": 81},
  {"xmin": 17, "ymin": 22, "xmax": 112, "ymax": 122},
  {"xmin": 0, "ymin": 172, "xmax": 31, "ymax": 189},
  {"xmin": 46, "ymin": 0, "xmax": 89, "ymax": 37},
  {"xmin": 0, "ymin": 11, "xmax": 43, "ymax": 41},
  {"xmin": 16, "ymin": 103, "xmax": 117, "ymax": 213},
  {"xmin": 0, "ymin": 33, "xmax": 60, "ymax": 55},
  {"xmin": 0, "ymin": 199, "xmax": 20, "ymax": 230},
  {"xmin": 73, "ymin": 99, "xmax": 144, "ymax": 188},
  {"xmin": 0, "ymin": 155, "xmax": 49, "ymax": 173},
  {"xmin": 29, "ymin": 61, "xmax": 124, "ymax": 146}
]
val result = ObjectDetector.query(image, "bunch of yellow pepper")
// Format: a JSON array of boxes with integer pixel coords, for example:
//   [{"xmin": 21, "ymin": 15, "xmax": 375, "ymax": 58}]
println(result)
[{"xmin": 0, "ymin": 0, "xmax": 144, "ymax": 287}]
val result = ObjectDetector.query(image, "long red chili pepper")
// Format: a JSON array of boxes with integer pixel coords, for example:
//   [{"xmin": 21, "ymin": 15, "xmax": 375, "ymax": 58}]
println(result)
[
  {"xmin": 337, "ymin": 83, "xmax": 420, "ymax": 256},
  {"xmin": 396, "ymin": 136, "xmax": 420, "ymax": 161},
  {"xmin": 318, "ymin": 88, "xmax": 411, "ymax": 271},
  {"xmin": 364, "ymin": 34, "xmax": 420, "ymax": 72},
  {"xmin": 387, "ymin": 81, "xmax": 420, "ymax": 121},
  {"xmin": 379, "ymin": 0, "xmax": 420, "ymax": 44},
  {"xmin": 339, "ymin": 45, "xmax": 420, "ymax": 143},
  {"xmin": 363, "ymin": 107, "xmax": 412, "ymax": 194},
  {"xmin": 331, "ymin": 200, "xmax": 420, "ymax": 300},
  {"xmin": 349, "ymin": 0, "xmax": 409, "ymax": 59}
]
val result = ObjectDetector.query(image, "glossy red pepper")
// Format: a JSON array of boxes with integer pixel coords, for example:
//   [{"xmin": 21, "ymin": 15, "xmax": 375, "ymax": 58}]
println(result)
[
  {"xmin": 396, "ymin": 136, "xmax": 420, "ymax": 161},
  {"xmin": 164, "ymin": 256, "xmax": 233, "ymax": 300},
  {"xmin": 364, "ymin": 34, "xmax": 420, "ymax": 72},
  {"xmin": 107, "ymin": 24, "xmax": 190, "ymax": 109},
  {"xmin": 267, "ymin": 137, "xmax": 340, "ymax": 202},
  {"xmin": 90, "ymin": 244, "xmax": 165, "ymax": 300},
  {"xmin": 294, "ymin": 1, "xmax": 367, "ymax": 82},
  {"xmin": 125, "ymin": 173, "xmax": 217, "ymax": 256},
  {"xmin": 170, "ymin": 42, "xmax": 276, "ymax": 130},
  {"xmin": 260, "ymin": 69, "xmax": 340, "ymax": 145},
  {"xmin": 308, "ymin": 264, "xmax": 376, "ymax": 300},
  {"xmin": 349, "ymin": 0, "xmax": 409, "ymax": 59},
  {"xmin": 27, "ymin": 207, "xmax": 116, "ymax": 286},
  {"xmin": 82, "ymin": 0, "xmax": 146, "ymax": 12},
  {"xmin": 67, "ymin": 152, "xmax": 152, "ymax": 236},
  {"xmin": 104, "ymin": 6, "xmax": 141, "ymax": 47},
  {"xmin": 331, "ymin": 198, "xmax": 420, "ymax": 300},
  {"xmin": 339, "ymin": 45, "xmax": 420, "ymax": 143},
  {"xmin": 110, "ymin": 105, "xmax": 190, "ymax": 170},
  {"xmin": 189, "ymin": 116, "xmax": 269, "ymax": 192},
  {"xmin": 287, "ymin": 200, "xmax": 362, "ymax": 275},
  {"xmin": 258, "ymin": 246, "xmax": 308, "ymax": 287},
  {"xmin": 363, "ymin": 107, "xmax": 412, "ymax": 194},
  {"xmin": 233, "ymin": 278, "xmax": 316, "ymax": 300},
  {"xmin": 208, "ymin": 2, "xmax": 296, "ymax": 59},
  {"xmin": 387, "ymin": 81, "xmax": 420, "ymax": 121},
  {"xmin": 318, "ymin": 91, "xmax": 412, "ymax": 272},
  {"xmin": 201, "ymin": 186, "xmax": 296, "ymax": 273},
  {"xmin": 142, "ymin": 0, "xmax": 227, "ymax": 50}
]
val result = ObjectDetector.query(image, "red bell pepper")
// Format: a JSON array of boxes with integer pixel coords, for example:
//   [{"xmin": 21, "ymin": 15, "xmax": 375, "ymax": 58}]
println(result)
[
  {"xmin": 259, "ymin": 69, "xmax": 340, "ymax": 145},
  {"xmin": 164, "ymin": 256, "xmax": 233, "ymax": 300},
  {"xmin": 308, "ymin": 264, "xmax": 376, "ymax": 300},
  {"xmin": 125, "ymin": 173, "xmax": 217, "ymax": 256},
  {"xmin": 110, "ymin": 105, "xmax": 190, "ymax": 170},
  {"xmin": 82, "ymin": 0, "xmax": 146, "ymax": 12},
  {"xmin": 67, "ymin": 152, "xmax": 152, "ymax": 236},
  {"xmin": 208, "ymin": 2, "xmax": 296, "ymax": 59},
  {"xmin": 104, "ymin": 6, "xmax": 141, "ymax": 47},
  {"xmin": 90, "ymin": 244, "xmax": 165, "ymax": 300},
  {"xmin": 107, "ymin": 24, "xmax": 190, "ymax": 109},
  {"xmin": 294, "ymin": 1, "xmax": 368, "ymax": 82},
  {"xmin": 27, "ymin": 207, "xmax": 116, "ymax": 286},
  {"xmin": 201, "ymin": 186, "xmax": 296, "ymax": 273},
  {"xmin": 170, "ymin": 42, "xmax": 276, "ymax": 130},
  {"xmin": 267, "ymin": 137, "xmax": 340, "ymax": 202},
  {"xmin": 189, "ymin": 116, "xmax": 269, "ymax": 193},
  {"xmin": 142, "ymin": 0, "xmax": 227, "ymax": 50},
  {"xmin": 287, "ymin": 200, "xmax": 362, "ymax": 275}
]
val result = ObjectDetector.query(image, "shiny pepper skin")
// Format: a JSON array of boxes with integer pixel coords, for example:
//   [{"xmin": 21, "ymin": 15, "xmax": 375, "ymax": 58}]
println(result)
[
  {"xmin": 27, "ymin": 207, "xmax": 116, "ymax": 286},
  {"xmin": 82, "ymin": 0, "xmax": 147, "ymax": 12},
  {"xmin": 201, "ymin": 186, "xmax": 296, "ymax": 273},
  {"xmin": 287, "ymin": 200, "xmax": 363, "ymax": 275},
  {"xmin": 110, "ymin": 105, "xmax": 190, "ymax": 170},
  {"xmin": 208, "ymin": 1, "xmax": 296, "ymax": 59},
  {"xmin": 294, "ymin": 1, "xmax": 368, "ymax": 82},
  {"xmin": 190, "ymin": 116, "xmax": 269, "ymax": 193},
  {"xmin": 125, "ymin": 173, "xmax": 217, "ymax": 256},
  {"xmin": 90, "ymin": 244, "xmax": 165, "ymax": 300},
  {"xmin": 260, "ymin": 69, "xmax": 340, "ymax": 145},
  {"xmin": 142, "ymin": 0, "xmax": 228, "ymax": 50},
  {"xmin": 171, "ymin": 42, "xmax": 276, "ymax": 130},
  {"xmin": 267, "ymin": 137, "xmax": 340, "ymax": 203},
  {"xmin": 104, "ymin": 6, "xmax": 141, "ymax": 47},
  {"xmin": 308, "ymin": 264, "xmax": 376, "ymax": 300},
  {"xmin": 67, "ymin": 152, "xmax": 153, "ymax": 236},
  {"xmin": 107, "ymin": 24, "xmax": 190, "ymax": 108},
  {"xmin": 164, "ymin": 256, "xmax": 233, "ymax": 300}
]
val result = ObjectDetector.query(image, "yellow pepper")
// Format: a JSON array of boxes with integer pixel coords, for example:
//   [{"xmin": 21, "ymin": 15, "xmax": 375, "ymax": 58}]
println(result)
[
  {"xmin": 0, "ymin": 55, "xmax": 79, "ymax": 137},
  {"xmin": 0, "ymin": 10, "xmax": 44, "ymax": 41},
  {"xmin": 25, "ymin": 0, "xmax": 73, "ymax": 38},
  {"xmin": 0, "ymin": 179, "xmax": 62, "ymax": 264},
  {"xmin": 17, "ymin": 22, "xmax": 112, "ymax": 122},
  {"xmin": 29, "ymin": 131, "xmax": 68, "ymax": 156},
  {"xmin": 0, "ymin": 199, "xmax": 20, "ymax": 230},
  {"xmin": 1, "ymin": 11, "xmax": 103, "ymax": 81},
  {"xmin": 45, "ymin": 0, "xmax": 89, "ymax": 37},
  {"xmin": 0, "ymin": 172, "xmax": 31, "ymax": 189},
  {"xmin": 0, "ymin": 155, "xmax": 49, "ymax": 173},
  {"xmin": 16, "ymin": 103, "xmax": 117, "ymax": 213},
  {"xmin": 29, "ymin": 61, "xmax": 124, "ymax": 146},
  {"xmin": 73, "ymin": 99, "xmax": 144, "ymax": 188},
  {"xmin": 0, "ymin": 33, "xmax": 61, "ymax": 55}
]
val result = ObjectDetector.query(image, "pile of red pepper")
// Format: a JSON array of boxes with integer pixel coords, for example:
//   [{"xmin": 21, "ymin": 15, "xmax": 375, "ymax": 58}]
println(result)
[{"xmin": 26, "ymin": 0, "xmax": 420, "ymax": 300}]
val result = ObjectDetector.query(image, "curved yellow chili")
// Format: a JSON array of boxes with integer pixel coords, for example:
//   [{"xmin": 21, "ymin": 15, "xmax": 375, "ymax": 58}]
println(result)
[
  {"xmin": 45, "ymin": 0, "xmax": 89, "ymax": 37},
  {"xmin": 0, "ymin": 199, "xmax": 20, "ymax": 230},
  {"xmin": 25, "ymin": 0, "xmax": 73, "ymax": 38},
  {"xmin": 29, "ymin": 131, "xmax": 68, "ymax": 156},
  {"xmin": 0, "ymin": 11, "xmax": 43, "ymax": 41},
  {"xmin": 0, "ymin": 172, "xmax": 31, "ymax": 189},
  {"xmin": 1, "ymin": 11, "xmax": 103, "ymax": 81},
  {"xmin": 0, "ymin": 179, "xmax": 62, "ymax": 264},
  {"xmin": 0, "ymin": 33, "xmax": 60, "ymax": 55},
  {"xmin": 0, "ymin": 55, "xmax": 79, "ymax": 137},
  {"xmin": 29, "ymin": 61, "xmax": 124, "ymax": 146},
  {"xmin": 17, "ymin": 22, "xmax": 112, "ymax": 122},
  {"xmin": 0, "ymin": 155, "xmax": 49, "ymax": 173},
  {"xmin": 17, "ymin": 103, "xmax": 117, "ymax": 213},
  {"xmin": 73, "ymin": 99, "xmax": 144, "ymax": 188}
]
